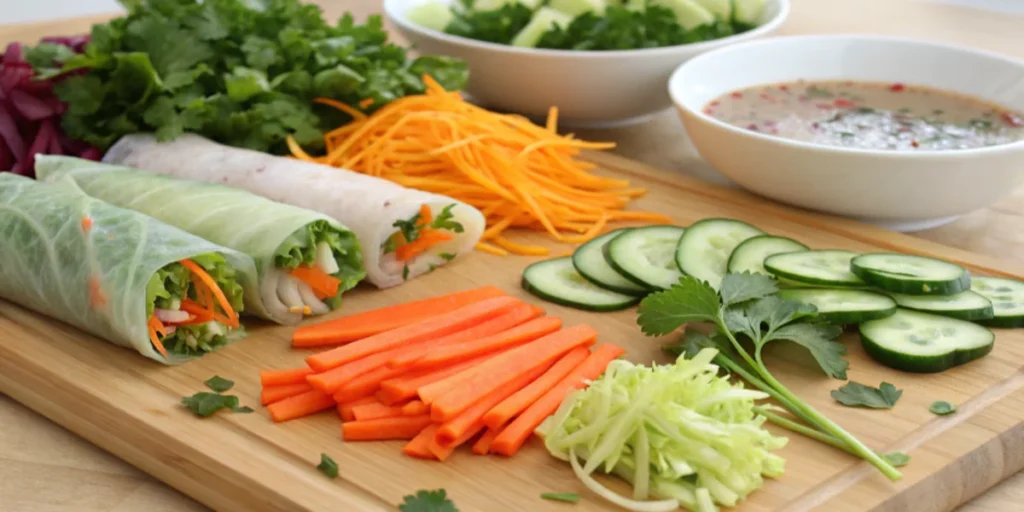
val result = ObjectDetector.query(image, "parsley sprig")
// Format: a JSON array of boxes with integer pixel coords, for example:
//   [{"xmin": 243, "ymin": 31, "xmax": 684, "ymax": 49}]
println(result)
[
  {"xmin": 399, "ymin": 489, "xmax": 458, "ymax": 512},
  {"xmin": 641, "ymin": 273, "xmax": 902, "ymax": 481}
]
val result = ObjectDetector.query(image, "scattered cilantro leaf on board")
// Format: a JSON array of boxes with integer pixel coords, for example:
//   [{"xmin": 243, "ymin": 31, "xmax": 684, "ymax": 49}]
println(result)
[
  {"xmin": 399, "ymin": 489, "xmax": 459, "ymax": 512},
  {"xmin": 882, "ymin": 452, "xmax": 911, "ymax": 467},
  {"xmin": 317, "ymin": 453, "xmax": 339, "ymax": 478},
  {"xmin": 929, "ymin": 400, "xmax": 957, "ymax": 415},
  {"xmin": 638, "ymin": 273, "xmax": 902, "ymax": 480},
  {"xmin": 540, "ymin": 492, "xmax": 581, "ymax": 503},
  {"xmin": 181, "ymin": 392, "xmax": 240, "ymax": 418},
  {"xmin": 204, "ymin": 375, "xmax": 234, "ymax": 393},
  {"xmin": 831, "ymin": 382, "xmax": 902, "ymax": 409}
]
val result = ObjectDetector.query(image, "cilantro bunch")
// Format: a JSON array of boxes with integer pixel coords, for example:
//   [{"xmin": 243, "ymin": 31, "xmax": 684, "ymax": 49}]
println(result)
[
  {"xmin": 638, "ymin": 273, "xmax": 903, "ymax": 481},
  {"xmin": 37, "ymin": 0, "xmax": 468, "ymax": 154}
]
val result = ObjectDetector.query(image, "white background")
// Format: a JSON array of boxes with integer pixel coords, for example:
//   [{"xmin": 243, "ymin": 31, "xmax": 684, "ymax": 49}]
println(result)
[{"xmin": 2, "ymin": 0, "xmax": 1024, "ymax": 24}]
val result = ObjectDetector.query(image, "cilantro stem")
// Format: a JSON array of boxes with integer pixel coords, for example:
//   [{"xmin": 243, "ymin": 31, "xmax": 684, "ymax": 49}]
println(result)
[
  {"xmin": 751, "ymin": 348, "xmax": 902, "ymax": 481},
  {"xmin": 754, "ymin": 406, "xmax": 850, "ymax": 453}
]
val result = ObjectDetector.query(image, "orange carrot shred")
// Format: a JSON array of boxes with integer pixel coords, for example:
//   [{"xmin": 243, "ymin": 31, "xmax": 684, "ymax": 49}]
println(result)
[
  {"xmin": 180, "ymin": 259, "xmax": 239, "ymax": 327},
  {"xmin": 290, "ymin": 265, "xmax": 341, "ymax": 299},
  {"xmin": 81, "ymin": 216, "xmax": 93, "ymax": 233},
  {"xmin": 261, "ymin": 367, "xmax": 314, "ymax": 387},
  {"xmin": 147, "ymin": 315, "xmax": 169, "ymax": 358},
  {"xmin": 472, "ymin": 427, "xmax": 499, "ymax": 455},
  {"xmin": 339, "ymin": 396, "xmax": 378, "ymax": 422}
]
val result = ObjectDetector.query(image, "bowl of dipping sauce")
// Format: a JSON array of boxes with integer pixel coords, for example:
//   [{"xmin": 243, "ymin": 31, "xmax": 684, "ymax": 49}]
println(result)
[
  {"xmin": 669, "ymin": 35, "xmax": 1024, "ymax": 231},
  {"xmin": 385, "ymin": 0, "xmax": 789, "ymax": 128}
]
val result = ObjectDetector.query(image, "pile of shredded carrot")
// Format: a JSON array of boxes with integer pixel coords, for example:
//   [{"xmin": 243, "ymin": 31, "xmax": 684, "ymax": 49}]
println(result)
[{"xmin": 286, "ymin": 77, "xmax": 671, "ymax": 256}]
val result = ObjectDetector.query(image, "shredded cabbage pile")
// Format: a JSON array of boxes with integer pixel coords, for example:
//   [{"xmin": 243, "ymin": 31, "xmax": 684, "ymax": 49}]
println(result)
[{"xmin": 536, "ymin": 348, "xmax": 787, "ymax": 512}]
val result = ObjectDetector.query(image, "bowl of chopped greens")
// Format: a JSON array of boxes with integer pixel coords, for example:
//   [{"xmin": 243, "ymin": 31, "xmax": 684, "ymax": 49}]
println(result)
[{"xmin": 385, "ymin": 0, "xmax": 789, "ymax": 127}]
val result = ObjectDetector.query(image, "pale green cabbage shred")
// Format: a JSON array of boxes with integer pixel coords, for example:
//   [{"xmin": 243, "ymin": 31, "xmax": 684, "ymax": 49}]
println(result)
[{"xmin": 536, "ymin": 348, "xmax": 787, "ymax": 512}]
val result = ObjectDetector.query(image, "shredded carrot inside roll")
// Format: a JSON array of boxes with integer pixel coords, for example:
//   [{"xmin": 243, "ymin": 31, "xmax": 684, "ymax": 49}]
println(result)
[
  {"xmin": 179, "ymin": 259, "xmax": 239, "ymax": 328},
  {"xmin": 290, "ymin": 76, "xmax": 671, "ymax": 254},
  {"xmin": 147, "ymin": 315, "xmax": 170, "ymax": 358},
  {"xmin": 290, "ymin": 266, "xmax": 342, "ymax": 299}
]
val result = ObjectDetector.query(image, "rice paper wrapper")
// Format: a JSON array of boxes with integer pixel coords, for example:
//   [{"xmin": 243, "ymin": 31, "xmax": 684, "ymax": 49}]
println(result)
[
  {"xmin": 0, "ymin": 174, "xmax": 257, "ymax": 364},
  {"xmin": 35, "ymin": 155, "xmax": 366, "ymax": 325},
  {"xmin": 103, "ymin": 134, "xmax": 486, "ymax": 289}
]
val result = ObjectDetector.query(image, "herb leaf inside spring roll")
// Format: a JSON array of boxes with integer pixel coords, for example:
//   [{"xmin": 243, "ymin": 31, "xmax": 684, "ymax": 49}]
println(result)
[
  {"xmin": 36, "ymin": 155, "xmax": 366, "ymax": 324},
  {"xmin": 101, "ymin": 134, "xmax": 486, "ymax": 288},
  {"xmin": 0, "ymin": 174, "xmax": 253, "ymax": 364}
]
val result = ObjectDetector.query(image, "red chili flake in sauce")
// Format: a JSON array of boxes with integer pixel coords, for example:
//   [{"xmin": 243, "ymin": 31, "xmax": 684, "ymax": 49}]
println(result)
[
  {"xmin": 833, "ymin": 98, "xmax": 856, "ymax": 108},
  {"xmin": 731, "ymin": 92, "xmax": 743, "ymax": 98},
  {"xmin": 747, "ymin": 123, "xmax": 759, "ymax": 131},
  {"xmin": 889, "ymin": 83, "xmax": 906, "ymax": 92},
  {"xmin": 1001, "ymin": 111, "xmax": 1024, "ymax": 127}
]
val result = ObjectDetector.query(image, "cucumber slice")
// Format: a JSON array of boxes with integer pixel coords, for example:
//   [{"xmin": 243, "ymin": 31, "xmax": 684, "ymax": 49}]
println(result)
[
  {"xmin": 550, "ymin": 0, "xmax": 605, "ymax": 16},
  {"xmin": 694, "ymin": 0, "xmax": 731, "ymax": 20},
  {"xmin": 674, "ymin": 218, "xmax": 763, "ymax": 290},
  {"xmin": 764, "ymin": 250, "xmax": 865, "ymax": 288},
  {"xmin": 779, "ymin": 289, "xmax": 897, "ymax": 325},
  {"xmin": 405, "ymin": 2, "xmax": 454, "ymax": 31},
  {"xmin": 859, "ymin": 309, "xmax": 994, "ymax": 373},
  {"xmin": 851, "ymin": 253, "xmax": 970, "ymax": 295},
  {"xmin": 726, "ymin": 234, "xmax": 808, "ymax": 275},
  {"xmin": 971, "ymin": 276, "xmax": 1024, "ymax": 328},
  {"xmin": 511, "ymin": 7, "xmax": 572, "ymax": 48},
  {"xmin": 650, "ymin": 0, "xmax": 716, "ymax": 30},
  {"xmin": 572, "ymin": 229, "xmax": 648, "ymax": 296},
  {"xmin": 733, "ymin": 0, "xmax": 767, "ymax": 25},
  {"xmin": 887, "ymin": 290, "xmax": 994, "ymax": 321},
  {"xmin": 522, "ymin": 257, "xmax": 640, "ymax": 311},
  {"xmin": 605, "ymin": 225, "xmax": 686, "ymax": 291},
  {"xmin": 475, "ymin": 0, "xmax": 544, "ymax": 10}
]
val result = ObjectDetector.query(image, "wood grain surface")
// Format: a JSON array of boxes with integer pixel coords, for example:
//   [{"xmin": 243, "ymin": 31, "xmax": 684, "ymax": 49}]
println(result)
[{"xmin": 1, "ymin": 1, "xmax": 1022, "ymax": 511}]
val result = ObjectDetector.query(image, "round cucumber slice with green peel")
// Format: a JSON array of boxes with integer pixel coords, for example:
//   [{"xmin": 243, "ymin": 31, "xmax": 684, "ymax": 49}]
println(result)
[
  {"xmin": 522, "ymin": 257, "xmax": 641, "ymax": 312},
  {"xmin": 572, "ymin": 229, "xmax": 648, "ymax": 296},
  {"xmin": 726, "ymin": 234, "xmax": 809, "ymax": 275},
  {"xmin": 604, "ymin": 225, "xmax": 685, "ymax": 291},
  {"xmin": 674, "ymin": 218, "xmax": 763, "ymax": 290},
  {"xmin": 764, "ymin": 250, "xmax": 865, "ymax": 287},
  {"xmin": 850, "ymin": 253, "xmax": 970, "ymax": 295},
  {"xmin": 779, "ymin": 289, "xmax": 897, "ymax": 325},
  {"xmin": 887, "ymin": 290, "xmax": 994, "ymax": 321},
  {"xmin": 859, "ymin": 309, "xmax": 994, "ymax": 373},
  {"xmin": 971, "ymin": 276, "xmax": 1024, "ymax": 328}
]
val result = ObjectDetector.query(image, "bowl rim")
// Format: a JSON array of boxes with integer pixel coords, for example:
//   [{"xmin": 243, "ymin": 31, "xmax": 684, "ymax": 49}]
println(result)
[
  {"xmin": 382, "ymin": 0, "xmax": 791, "ymax": 59},
  {"xmin": 668, "ymin": 34, "xmax": 1024, "ymax": 158}
]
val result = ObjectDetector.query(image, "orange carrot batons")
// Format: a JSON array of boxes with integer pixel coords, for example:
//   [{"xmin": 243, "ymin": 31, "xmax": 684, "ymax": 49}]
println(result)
[
  {"xmin": 342, "ymin": 415, "xmax": 433, "ymax": 441},
  {"xmin": 267, "ymin": 389, "xmax": 337, "ymax": 423},
  {"xmin": 482, "ymin": 346, "xmax": 590, "ymax": 430},
  {"xmin": 261, "ymin": 367, "xmax": 314, "ymax": 387},
  {"xmin": 261, "ymin": 382, "xmax": 314, "ymax": 405}
]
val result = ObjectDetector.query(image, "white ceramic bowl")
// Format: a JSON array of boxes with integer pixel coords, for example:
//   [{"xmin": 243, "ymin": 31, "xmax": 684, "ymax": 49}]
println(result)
[
  {"xmin": 669, "ymin": 35, "xmax": 1024, "ymax": 231},
  {"xmin": 384, "ymin": 0, "xmax": 789, "ymax": 127}
]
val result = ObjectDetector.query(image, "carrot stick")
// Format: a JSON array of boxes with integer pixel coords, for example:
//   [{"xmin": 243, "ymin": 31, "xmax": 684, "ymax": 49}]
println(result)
[
  {"xmin": 482, "ymin": 346, "xmax": 590, "ymax": 430},
  {"xmin": 429, "ymin": 423, "xmax": 484, "ymax": 461},
  {"xmin": 403, "ymin": 424, "xmax": 440, "ymax": 460},
  {"xmin": 292, "ymin": 286, "xmax": 506, "ymax": 347},
  {"xmin": 352, "ymin": 401, "xmax": 406, "ymax": 421},
  {"xmin": 309, "ymin": 349, "xmax": 405, "ymax": 394},
  {"xmin": 388, "ymin": 303, "xmax": 544, "ymax": 368},
  {"xmin": 180, "ymin": 259, "xmax": 239, "ymax": 327},
  {"xmin": 436, "ymin": 362, "xmax": 551, "ymax": 445},
  {"xmin": 338, "ymin": 396, "xmax": 378, "ymax": 422},
  {"xmin": 267, "ymin": 389, "xmax": 337, "ymax": 422},
  {"xmin": 401, "ymin": 400, "xmax": 428, "ymax": 416},
  {"xmin": 428, "ymin": 324, "xmax": 598, "ymax": 421},
  {"xmin": 472, "ymin": 427, "xmax": 499, "ymax": 455},
  {"xmin": 260, "ymin": 367, "xmax": 314, "ymax": 387},
  {"xmin": 260, "ymin": 382, "xmax": 313, "ymax": 405},
  {"xmin": 342, "ymin": 415, "xmax": 433, "ymax": 441},
  {"xmin": 490, "ymin": 343, "xmax": 626, "ymax": 456},
  {"xmin": 408, "ymin": 316, "xmax": 562, "ymax": 371},
  {"xmin": 306, "ymin": 296, "xmax": 520, "ymax": 372},
  {"xmin": 412, "ymin": 349, "xmax": 514, "ymax": 406}
]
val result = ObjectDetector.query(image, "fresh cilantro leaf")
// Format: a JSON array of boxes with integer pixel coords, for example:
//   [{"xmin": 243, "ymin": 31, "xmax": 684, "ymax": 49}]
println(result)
[
  {"xmin": 767, "ymin": 322, "xmax": 848, "ymax": 379},
  {"xmin": 445, "ymin": 3, "xmax": 534, "ymax": 45},
  {"xmin": 719, "ymin": 272, "xmax": 778, "ymax": 307},
  {"xmin": 403, "ymin": 265, "xmax": 410, "ymax": 281},
  {"xmin": 439, "ymin": 252, "xmax": 456, "ymax": 261},
  {"xmin": 929, "ymin": 400, "xmax": 956, "ymax": 415},
  {"xmin": 393, "ymin": 213, "xmax": 422, "ymax": 243},
  {"xmin": 317, "ymin": 453, "xmax": 339, "ymax": 478},
  {"xmin": 181, "ymin": 392, "xmax": 240, "ymax": 418},
  {"xmin": 430, "ymin": 204, "xmax": 465, "ymax": 233},
  {"xmin": 399, "ymin": 489, "xmax": 459, "ymax": 512},
  {"xmin": 224, "ymin": 67, "xmax": 271, "ymax": 102},
  {"xmin": 882, "ymin": 452, "xmax": 910, "ymax": 467},
  {"xmin": 204, "ymin": 375, "xmax": 235, "ymax": 393},
  {"xmin": 666, "ymin": 330, "xmax": 732, "ymax": 360},
  {"xmin": 541, "ymin": 492, "xmax": 581, "ymax": 503},
  {"xmin": 636, "ymin": 276, "xmax": 720, "ymax": 336},
  {"xmin": 831, "ymin": 381, "xmax": 902, "ymax": 409},
  {"xmin": 232, "ymin": 406, "xmax": 254, "ymax": 413}
]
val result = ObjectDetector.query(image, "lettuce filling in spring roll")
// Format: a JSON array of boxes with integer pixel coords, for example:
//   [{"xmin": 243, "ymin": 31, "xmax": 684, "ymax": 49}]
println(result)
[
  {"xmin": 101, "ymin": 134, "xmax": 485, "ymax": 289},
  {"xmin": 0, "ymin": 174, "xmax": 253, "ymax": 364},
  {"xmin": 36, "ymin": 155, "xmax": 366, "ymax": 324}
]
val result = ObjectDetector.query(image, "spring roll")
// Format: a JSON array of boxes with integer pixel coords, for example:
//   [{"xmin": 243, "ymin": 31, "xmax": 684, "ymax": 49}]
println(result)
[
  {"xmin": 102, "ymin": 134, "xmax": 485, "ymax": 289},
  {"xmin": 36, "ymin": 155, "xmax": 367, "ymax": 325},
  {"xmin": 0, "ymin": 174, "xmax": 253, "ymax": 364}
]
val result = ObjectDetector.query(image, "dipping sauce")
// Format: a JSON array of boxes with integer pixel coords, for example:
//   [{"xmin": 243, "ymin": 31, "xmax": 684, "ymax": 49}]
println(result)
[{"xmin": 704, "ymin": 81, "xmax": 1024, "ymax": 150}]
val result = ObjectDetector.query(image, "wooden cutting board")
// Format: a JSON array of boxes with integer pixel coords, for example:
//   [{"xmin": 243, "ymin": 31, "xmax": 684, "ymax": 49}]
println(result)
[{"xmin": 1, "ymin": 148, "xmax": 1022, "ymax": 512}]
